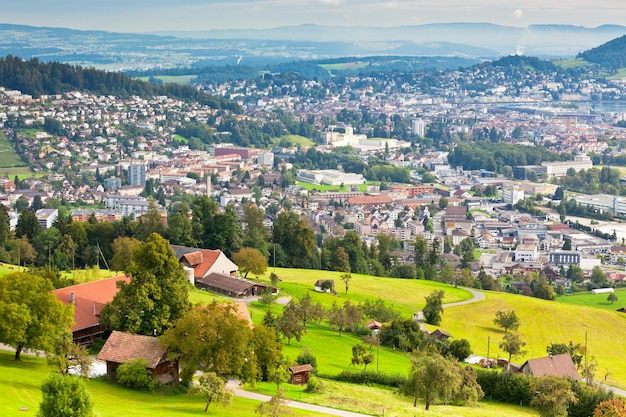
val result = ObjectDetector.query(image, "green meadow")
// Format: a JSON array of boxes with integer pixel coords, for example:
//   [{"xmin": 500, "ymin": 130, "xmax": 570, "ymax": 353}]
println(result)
[
  {"xmin": 270, "ymin": 134, "xmax": 315, "ymax": 148},
  {"xmin": 555, "ymin": 288, "xmax": 626, "ymax": 311}
]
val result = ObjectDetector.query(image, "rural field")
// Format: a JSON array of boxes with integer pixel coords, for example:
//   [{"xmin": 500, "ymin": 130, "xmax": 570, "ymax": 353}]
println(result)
[
  {"xmin": 271, "ymin": 134, "xmax": 315, "ymax": 148},
  {"xmin": 556, "ymin": 288, "xmax": 626, "ymax": 311}
]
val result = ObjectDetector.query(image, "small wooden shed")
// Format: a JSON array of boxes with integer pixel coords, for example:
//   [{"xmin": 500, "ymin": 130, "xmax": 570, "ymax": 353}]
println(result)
[{"xmin": 289, "ymin": 364, "xmax": 314, "ymax": 385}]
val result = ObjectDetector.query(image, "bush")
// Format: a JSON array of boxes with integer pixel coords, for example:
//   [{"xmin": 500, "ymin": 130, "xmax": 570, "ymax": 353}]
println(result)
[
  {"xmin": 447, "ymin": 339, "xmax": 472, "ymax": 362},
  {"xmin": 305, "ymin": 376, "xmax": 325, "ymax": 393},
  {"xmin": 116, "ymin": 358, "xmax": 157, "ymax": 390},
  {"xmin": 568, "ymin": 381, "xmax": 614, "ymax": 417},
  {"xmin": 296, "ymin": 348, "xmax": 318, "ymax": 373},
  {"xmin": 38, "ymin": 374, "xmax": 93, "ymax": 417},
  {"xmin": 320, "ymin": 370, "xmax": 407, "ymax": 388},
  {"xmin": 476, "ymin": 369, "xmax": 535, "ymax": 406}
]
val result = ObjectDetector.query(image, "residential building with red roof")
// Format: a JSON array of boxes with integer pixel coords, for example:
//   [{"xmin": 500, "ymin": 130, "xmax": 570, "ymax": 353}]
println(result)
[{"xmin": 52, "ymin": 275, "xmax": 130, "ymax": 344}]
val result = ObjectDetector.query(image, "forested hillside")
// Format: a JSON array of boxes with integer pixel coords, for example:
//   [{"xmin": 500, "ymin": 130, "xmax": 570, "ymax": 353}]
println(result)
[
  {"xmin": 577, "ymin": 35, "xmax": 626, "ymax": 68},
  {"xmin": 0, "ymin": 55, "xmax": 240, "ymax": 112}
]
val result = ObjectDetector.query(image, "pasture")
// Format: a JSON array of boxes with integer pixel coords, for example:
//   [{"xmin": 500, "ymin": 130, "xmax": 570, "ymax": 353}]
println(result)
[
  {"xmin": 270, "ymin": 134, "xmax": 315, "ymax": 148},
  {"xmin": 556, "ymin": 288, "xmax": 626, "ymax": 311}
]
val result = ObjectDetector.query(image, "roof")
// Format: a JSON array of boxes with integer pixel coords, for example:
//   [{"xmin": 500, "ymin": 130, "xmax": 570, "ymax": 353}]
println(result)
[
  {"xmin": 521, "ymin": 354, "xmax": 581, "ymax": 380},
  {"xmin": 232, "ymin": 301, "xmax": 254, "ymax": 328},
  {"xmin": 96, "ymin": 331, "xmax": 166, "ymax": 369},
  {"xmin": 171, "ymin": 245, "xmax": 235, "ymax": 278},
  {"xmin": 314, "ymin": 279, "xmax": 334, "ymax": 287},
  {"xmin": 289, "ymin": 364, "xmax": 314, "ymax": 373},
  {"xmin": 52, "ymin": 275, "xmax": 130, "ymax": 331},
  {"xmin": 196, "ymin": 272, "xmax": 260, "ymax": 294},
  {"xmin": 366, "ymin": 320, "xmax": 382, "ymax": 330}
]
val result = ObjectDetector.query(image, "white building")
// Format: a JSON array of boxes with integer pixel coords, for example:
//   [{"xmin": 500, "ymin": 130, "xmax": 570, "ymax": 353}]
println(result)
[
  {"xmin": 515, "ymin": 242, "xmax": 538, "ymax": 262},
  {"xmin": 412, "ymin": 119, "xmax": 426, "ymax": 137},
  {"xmin": 503, "ymin": 186, "xmax": 525, "ymax": 205},
  {"xmin": 35, "ymin": 209, "xmax": 58, "ymax": 229},
  {"xmin": 128, "ymin": 164, "xmax": 147, "ymax": 187},
  {"xmin": 297, "ymin": 169, "xmax": 366, "ymax": 186},
  {"xmin": 542, "ymin": 155, "xmax": 592, "ymax": 178},
  {"xmin": 257, "ymin": 152, "xmax": 275, "ymax": 166}
]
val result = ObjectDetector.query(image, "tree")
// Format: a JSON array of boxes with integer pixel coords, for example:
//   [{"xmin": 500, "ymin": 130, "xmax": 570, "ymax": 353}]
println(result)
[
  {"xmin": 327, "ymin": 300, "xmax": 362, "ymax": 336},
  {"xmin": 100, "ymin": 233, "xmax": 191, "ymax": 336},
  {"xmin": 256, "ymin": 388, "xmax": 291, "ymax": 417},
  {"xmin": 530, "ymin": 376, "xmax": 577, "ymax": 417},
  {"xmin": 242, "ymin": 203, "xmax": 271, "ymax": 257},
  {"xmin": 38, "ymin": 374, "xmax": 93, "ymax": 417},
  {"xmin": 608, "ymin": 293, "xmax": 618, "ymax": 304},
  {"xmin": 379, "ymin": 319, "xmax": 424, "ymax": 352},
  {"xmin": 276, "ymin": 304, "xmax": 305, "ymax": 345},
  {"xmin": 340, "ymin": 273, "xmax": 352, "ymax": 294},
  {"xmin": 0, "ymin": 272, "xmax": 72, "ymax": 360},
  {"xmin": 233, "ymin": 247, "xmax": 268, "ymax": 278},
  {"xmin": 192, "ymin": 372, "xmax": 233, "ymax": 412},
  {"xmin": 350, "ymin": 343, "xmax": 374, "ymax": 371},
  {"xmin": 161, "ymin": 302, "xmax": 256, "ymax": 385},
  {"xmin": 291, "ymin": 292, "xmax": 324, "ymax": 328},
  {"xmin": 273, "ymin": 210, "xmax": 318, "ymax": 268},
  {"xmin": 423, "ymin": 290, "xmax": 444, "ymax": 325},
  {"xmin": 553, "ymin": 187, "xmax": 564, "ymax": 201},
  {"xmin": 546, "ymin": 341, "xmax": 583, "ymax": 368},
  {"xmin": 165, "ymin": 203, "xmax": 196, "ymax": 247},
  {"xmin": 493, "ymin": 309, "xmax": 520, "ymax": 333},
  {"xmin": 593, "ymin": 398, "xmax": 626, "ymax": 417},
  {"xmin": 47, "ymin": 332, "xmax": 92, "ymax": 377},
  {"xmin": 447, "ymin": 339, "xmax": 472, "ymax": 362},
  {"xmin": 109, "ymin": 236, "xmax": 140, "ymax": 272},
  {"xmin": 16, "ymin": 209, "xmax": 42, "ymax": 241},
  {"xmin": 499, "ymin": 333, "xmax": 526, "ymax": 369},
  {"xmin": 402, "ymin": 352, "xmax": 462, "ymax": 410},
  {"xmin": 253, "ymin": 325, "xmax": 283, "ymax": 382},
  {"xmin": 591, "ymin": 267, "xmax": 608, "ymax": 287},
  {"xmin": 330, "ymin": 247, "xmax": 351, "ymax": 272},
  {"xmin": 563, "ymin": 238, "xmax": 572, "ymax": 251}
]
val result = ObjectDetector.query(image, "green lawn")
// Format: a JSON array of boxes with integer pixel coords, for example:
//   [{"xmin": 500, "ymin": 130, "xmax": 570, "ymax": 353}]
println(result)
[
  {"xmin": 442, "ymin": 291, "xmax": 626, "ymax": 389},
  {"xmin": 0, "ymin": 131, "xmax": 28, "ymax": 168},
  {"xmin": 0, "ymin": 351, "xmax": 320, "ymax": 417},
  {"xmin": 249, "ymin": 380, "xmax": 539, "ymax": 417},
  {"xmin": 555, "ymin": 288, "xmax": 626, "ymax": 311},
  {"xmin": 607, "ymin": 68, "xmax": 626, "ymax": 80},
  {"xmin": 270, "ymin": 135, "xmax": 315, "ymax": 148},
  {"xmin": 296, "ymin": 181, "xmax": 377, "ymax": 193},
  {"xmin": 552, "ymin": 58, "xmax": 590, "ymax": 69}
]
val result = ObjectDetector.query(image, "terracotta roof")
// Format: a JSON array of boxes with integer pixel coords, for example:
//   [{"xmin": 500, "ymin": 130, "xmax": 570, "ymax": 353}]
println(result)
[
  {"xmin": 182, "ymin": 251, "xmax": 203, "ymax": 267},
  {"xmin": 348, "ymin": 196, "xmax": 392, "ymax": 205},
  {"xmin": 52, "ymin": 276, "xmax": 130, "ymax": 331},
  {"xmin": 193, "ymin": 250, "xmax": 222, "ymax": 278},
  {"xmin": 521, "ymin": 354, "xmax": 581, "ymax": 380},
  {"xmin": 232, "ymin": 301, "xmax": 253, "ymax": 328},
  {"xmin": 96, "ymin": 331, "xmax": 166, "ymax": 369},
  {"xmin": 289, "ymin": 364, "xmax": 314, "ymax": 373},
  {"xmin": 366, "ymin": 320, "xmax": 382, "ymax": 329}
]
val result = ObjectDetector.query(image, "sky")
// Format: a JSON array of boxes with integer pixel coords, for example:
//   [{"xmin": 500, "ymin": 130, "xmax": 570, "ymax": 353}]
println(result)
[{"xmin": 3, "ymin": 0, "xmax": 626, "ymax": 33}]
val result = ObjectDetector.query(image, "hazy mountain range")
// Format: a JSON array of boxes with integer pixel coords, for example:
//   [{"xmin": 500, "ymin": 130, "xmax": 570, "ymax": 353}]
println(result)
[
  {"xmin": 1, "ymin": 22, "xmax": 626, "ymax": 70},
  {"xmin": 155, "ymin": 23, "xmax": 626, "ymax": 58}
]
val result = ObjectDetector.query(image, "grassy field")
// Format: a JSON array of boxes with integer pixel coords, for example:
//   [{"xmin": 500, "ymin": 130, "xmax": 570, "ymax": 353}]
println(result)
[
  {"xmin": 556, "ymin": 288, "xmax": 626, "ymax": 311},
  {"xmin": 607, "ymin": 68, "xmax": 626, "ymax": 80},
  {"xmin": 442, "ymin": 291, "xmax": 626, "ymax": 389},
  {"xmin": 296, "ymin": 181, "xmax": 377, "ymax": 193},
  {"xmin": 249, "ymin": 380, "xmax": 539, "ymax": 417},
  {"xmin": 270, "ymin": 135, "xmax": 315, "ymax": 148},
  {"xmin": 136, "ymin": 75, "xmax": 198, "ymax": 84},
  {"xmin": 319, "ymin": 62, "xmax": 369, "ymax": 71},
  {"xmin": 552, "ymin": 58, "xmax": 589, "ymax": 69},
  {"xmin": 258, "ymin": 267, "xmax": 472, "ymax": 315},
  {"xmin": 0, "ymin": 131, "xmax": 28, "ymax": 169},
  {"xmin": 0, "ymin": 351, "xmax": 324, "ymax": 417}
]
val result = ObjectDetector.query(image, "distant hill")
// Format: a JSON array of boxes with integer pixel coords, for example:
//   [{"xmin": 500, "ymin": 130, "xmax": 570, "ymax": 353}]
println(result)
[
  {"xmin": 0, "ymin": 55, "xmax": 240, "ymax": 112},
  {"xmin": 156, "ymin": 23, "xmax": 626, "ymax": 58},
  {"xmin": 577, "ymin": 35, "xmax": 626, "ymax": 68}
]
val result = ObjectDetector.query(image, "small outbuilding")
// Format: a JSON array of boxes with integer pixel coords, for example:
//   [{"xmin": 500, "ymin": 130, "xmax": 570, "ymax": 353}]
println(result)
[
  {"xmin": 289, "ymin": 364, "xmax": 314, "ymax": 385},
  {"xmin": 591, "ymin": 288, "xmax": 614, "ymax": 295},
  {"xmin": 96, "ymin": 331, "xmax": 178, "ymax": 384},
  {"xmin": 314, "ymin": 279, "xmax": 334, "ymax": 293}
]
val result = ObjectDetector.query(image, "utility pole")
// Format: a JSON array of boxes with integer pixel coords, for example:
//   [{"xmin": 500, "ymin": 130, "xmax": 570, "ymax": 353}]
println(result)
[{"xmin": 487, "ymin": 336, "xmax": 491, "ymax": 368}]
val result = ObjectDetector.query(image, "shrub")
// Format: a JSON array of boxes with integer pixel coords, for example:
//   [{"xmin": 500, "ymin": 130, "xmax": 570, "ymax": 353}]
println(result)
[
  {"xmin": 568, "ymin": 381, "xmax": 614, "ymax": 417},
  {"xmin": 476, "ymin": 369, "xmax": 535, "ymax": 406},
  {"xmin": 296, "ymin": 348, "xmax": 318, "ymax": 373},
  {"xmin": 38, "ymin": 374, "xmax": 93, "ymax": 417},
  {"xmin": 116, "ymin": 358, "xmax": 157, "ymax": 390},
  {"xmin": 446, "ymin": 339, "xmax": 472, "ymax": 362},
  {"xmin": 320, "ymin": 370, "xmax": 407, "ymax": 388},
  {"xmin": 305, "ymin": 376, "xmax": 325, "ymax": 393}
]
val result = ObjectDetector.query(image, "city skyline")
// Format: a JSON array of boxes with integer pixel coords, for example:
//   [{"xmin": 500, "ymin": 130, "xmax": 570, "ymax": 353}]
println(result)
[{"xmin": 3, "ymin": 0, "xmax": 626, "ymax": 33}]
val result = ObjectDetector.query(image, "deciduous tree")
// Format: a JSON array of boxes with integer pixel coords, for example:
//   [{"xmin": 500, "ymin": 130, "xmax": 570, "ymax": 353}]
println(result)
[
  {"xmin": 493, "ymin": 310, "xmax": 520, "ymax": 333},
  {"xmin": 402, "ymin": 352, "xmax": 462, "ymax": 410},
  {"xmin": 192, "ymin": 372, "xmax": 233, "ymax": 412},
  {"xmin": 531, "ymin": 376, "xmax": 577, "ymax": 417},
  {"xmin": 161, "ymin": 302, "xmax": 256, "ymax": 384},
  {"xmin": 101, "ymin": 233, "xmax": 190, "ymax": 336},
  {"xmin": 233, "ymin": 247, "xmax": 268, "ymax": 278},
  {"xmin": 0, "ymin": 272, "xmax": 72, "ymax": 360},
  {"xmin": 499, "ymin": 333, "xmax": 526, "ymax": 369},
  {"xmin": 423, "ymin": 290, "xmax": 444, "ymax": 325}
]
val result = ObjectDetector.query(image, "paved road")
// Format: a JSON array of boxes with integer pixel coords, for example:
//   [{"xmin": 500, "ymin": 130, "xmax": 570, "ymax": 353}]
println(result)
[
  {"xmin": 229, "ymin": 383, "xmax": 373, "ymax": 417},
  {"xmin": 443, "ymin": 287, "xmax": 486, "ymax": 308}
]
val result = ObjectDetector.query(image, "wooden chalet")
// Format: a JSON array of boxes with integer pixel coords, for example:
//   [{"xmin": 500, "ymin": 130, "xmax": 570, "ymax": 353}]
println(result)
[
  {"xmin": 195, "ymin": 272, "xmax": 276, "ymax": 298},
  {"xmin": 289, "ymin": 364, "xmax": 314, "ymax": 385},
  {"xmin": 52, "ymin": 276, "xmax": 130, "ymax": 344},
  {"xmin": 519, "ymin": 354, "xmax": 581, "ymax": 380},
  {"xmin": 97, "ymin": 331, "xmax": 178, "ymax": 384},
  {"xmin": 428, "ymin": 329, "xmax": 452, "ymax": 341}
]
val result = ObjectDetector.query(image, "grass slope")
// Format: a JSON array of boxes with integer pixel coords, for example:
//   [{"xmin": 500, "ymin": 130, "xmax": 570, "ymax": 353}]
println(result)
[
  {"xmin": 270, "ymin": 134, "xmax": 315, "ymax": 148},
  {"xmin": 556, "ymin": 288, "xmax": 626, "ymax": 311},
  {"xmin": 0, "ymin": 351, "xmax": 321, "ymax": 417},
  {"xmin": 442, "ymin": 291, "xmax": 626, "ymax": 389}
]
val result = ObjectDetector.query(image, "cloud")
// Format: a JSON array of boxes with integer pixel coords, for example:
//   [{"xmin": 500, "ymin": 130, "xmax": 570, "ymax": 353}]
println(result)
[{"xmin": 513, "ymin": 9, "xmax": 524, "ymax": 19}]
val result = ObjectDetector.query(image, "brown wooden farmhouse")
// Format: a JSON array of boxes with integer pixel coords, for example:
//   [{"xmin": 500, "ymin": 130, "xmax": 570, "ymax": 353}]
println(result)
[
  {"xmin": 289, "ymin": 364, "xmax": 314, "ymax": 385},
  {"xmin": 97, "ymin": 331, "xmax": 178, "ymax": 384}
]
